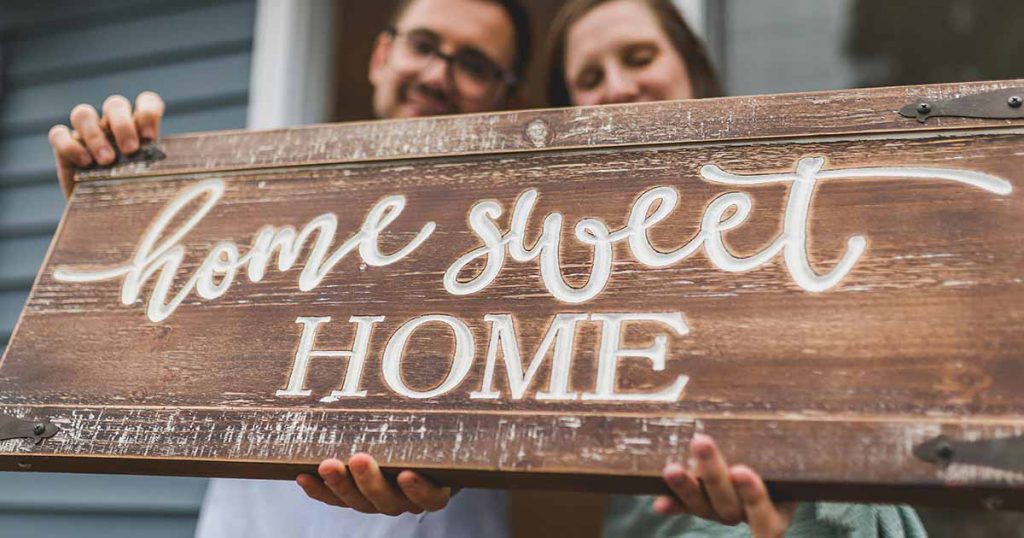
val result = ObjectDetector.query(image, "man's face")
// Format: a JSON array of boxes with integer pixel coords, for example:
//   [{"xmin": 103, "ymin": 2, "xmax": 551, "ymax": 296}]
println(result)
[{"xmin": 368, "ymin": 0, "xmax": 517, "ymax": 119}]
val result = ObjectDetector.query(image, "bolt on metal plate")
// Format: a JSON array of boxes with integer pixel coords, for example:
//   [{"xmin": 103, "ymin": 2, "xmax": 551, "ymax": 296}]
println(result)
[{"xmin": 900, "ymin": 88, "xmax": 1024, "ymax": 122}]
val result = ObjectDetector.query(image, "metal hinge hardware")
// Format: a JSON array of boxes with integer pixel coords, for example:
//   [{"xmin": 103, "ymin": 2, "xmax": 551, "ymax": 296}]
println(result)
[
  {"xmin": 899, "ymin": 87, "xmax": 1024, "ymax": 123},
  {"xmin": 0, "ymin": 413, "xmax": 59, "ymax": 444},
  {"xmin": 914, "ymin": 434, "xmax": 1024, "ymax": 473}
]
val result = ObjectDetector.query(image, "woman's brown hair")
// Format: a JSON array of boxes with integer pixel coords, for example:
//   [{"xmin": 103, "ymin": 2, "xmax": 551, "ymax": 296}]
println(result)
[{"xmin": 544, "ymin": 0, "xmax": 723, "ymax": 107}]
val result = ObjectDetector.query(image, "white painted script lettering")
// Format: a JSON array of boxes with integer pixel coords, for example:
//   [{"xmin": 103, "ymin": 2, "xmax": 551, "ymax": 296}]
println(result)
[
  {"xmin": 50, "ymin": 157, "xmax": 1014, "ymax": 404},
  {"xmin": 53, "ymin": 179, "xmax": 436, "ymax": 322},
  {"xmin": 444, "ymin": 157, "xmax": 1012, "ymax": 301}
]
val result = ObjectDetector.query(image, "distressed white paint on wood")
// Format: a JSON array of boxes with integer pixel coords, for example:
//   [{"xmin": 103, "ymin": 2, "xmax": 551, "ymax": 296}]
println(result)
[{"xmin": 76, "ymin": 80, "xmax": 1024, "ymax": 182}]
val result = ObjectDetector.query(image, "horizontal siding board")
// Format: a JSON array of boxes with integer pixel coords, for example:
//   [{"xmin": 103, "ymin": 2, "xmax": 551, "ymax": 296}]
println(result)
[
  {"xmin": 0, "ymin": 289, "xmax": 30, "ymax": 340},
  {"xmin": 0, "ymin": 474, "xmax": 206, "ymax": 512},
  {"xmin": 0, "ymin": 512, "xmax": 198, "ymax": 538},
  {"xmin": 0, "ymin": 0, "xmax": 164, "ymax": 32},
  {"xmin": 0, "ymin": 134, "xmax": 53, "ymax": 185},
  {"xmin": 0, "ymin": 183, "xmax": 65, "ymax": 234},
  {"xmin": 6, "ymin": 3, "xmax": 255, "ymax": 86},
  {"xmin": 7, "ymin": 42, "xmax": 255, "ymax": 91},
  {"xmin": 160, "ymin": 104, "xmax": 249, "ymax": 136},
  {"xmin": 0, "ymin": 52, "xmax": 252, "ymax": 133},
  {"xmin": 0, "ymin": 235, "xmax": 52, "ymax": 286},
  {"xmin": 0, "ymin": 0, "xmax": 242, "ymax": 36}
]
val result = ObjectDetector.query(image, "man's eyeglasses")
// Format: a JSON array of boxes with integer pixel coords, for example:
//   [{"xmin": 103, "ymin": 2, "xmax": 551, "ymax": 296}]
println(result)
[{"xmin": 385, "ymin": 27, "xmax": 516, "ymax": 103}]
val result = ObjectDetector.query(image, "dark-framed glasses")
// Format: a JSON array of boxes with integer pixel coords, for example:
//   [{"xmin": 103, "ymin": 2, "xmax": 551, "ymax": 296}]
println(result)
[{"xmin": 385, "ymin": 27, "xmax": 516, "ymax": 102}]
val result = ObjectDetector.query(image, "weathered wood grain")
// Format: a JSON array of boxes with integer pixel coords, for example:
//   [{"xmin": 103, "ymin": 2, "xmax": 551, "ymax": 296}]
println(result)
[
  {"xmin": 3, "ymin": 80, "xmax": 1024, "ymax": 509},
  {"xmin": 1, "ymin": 406, "xmax": 1022, "ymax": 509},
  {"xmin": 76, "ymin": 79, "xmax": 1024, "ymax": 181}
]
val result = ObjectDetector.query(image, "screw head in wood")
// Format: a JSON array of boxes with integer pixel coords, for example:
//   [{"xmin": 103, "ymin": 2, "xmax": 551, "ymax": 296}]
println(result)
[
  {"xmin": 33, "ymin": 423, "xmax": 46, "ymax": 436},
  {"xmin": 916, "ymin": 102, "xmax": 932, "ymax": 115},
  {"xmin": 934, "ymin": 440, "xmax": 954, "ymax": 462},
  {"xmin": 1009, "ymin": 95, "xmax": 1023, "ymax": 108}
]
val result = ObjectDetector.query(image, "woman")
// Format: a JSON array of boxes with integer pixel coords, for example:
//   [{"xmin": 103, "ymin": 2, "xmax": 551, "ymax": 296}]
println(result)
[
  {"xmin": 546, "ymin": 0, "xmax": 721, "ymax": 108},
  {"xmin": 545, "ymin": 2, "xmax": 927, "ymax": 537}
]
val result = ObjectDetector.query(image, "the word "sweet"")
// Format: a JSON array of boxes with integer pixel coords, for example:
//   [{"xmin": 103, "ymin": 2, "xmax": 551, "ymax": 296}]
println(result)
[{"xmin": 443, "ymin": 157, "xmax": 1012, "ymax": 303}]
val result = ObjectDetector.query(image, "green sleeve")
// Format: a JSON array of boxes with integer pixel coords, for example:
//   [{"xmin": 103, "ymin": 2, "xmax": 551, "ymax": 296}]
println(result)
[{"xmin": 602, "ymin": 496, "xmax": 927, "ymax": 538}]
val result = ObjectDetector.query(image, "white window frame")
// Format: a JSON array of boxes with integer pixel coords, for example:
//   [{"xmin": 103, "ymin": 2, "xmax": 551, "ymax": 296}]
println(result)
[
  {"xmin": 247, "ymin": 0, "xmax": 337, "ymax": 129},
  {"xmin": 675, "ymin": 0, "xmax": 709, "ymax": 39}
]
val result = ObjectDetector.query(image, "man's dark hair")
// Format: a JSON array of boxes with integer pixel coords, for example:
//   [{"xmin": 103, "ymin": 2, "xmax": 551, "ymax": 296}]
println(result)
[{"xmin": 389, "ymin": 0, "xmax": 532, "ymax": 83}]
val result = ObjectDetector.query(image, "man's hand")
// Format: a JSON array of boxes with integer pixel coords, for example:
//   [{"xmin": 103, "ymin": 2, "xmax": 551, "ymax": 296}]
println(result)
[
  {"xmin": 296, "ymin": 453, "xmax": 451, "ymax": 516},
  {"xmin": 48, "ymin": 91, "xmax": 165, "ymax": 198},
  {"xmin": 655, "ymin": 433, "xmax": 797, "ymax": 538}
]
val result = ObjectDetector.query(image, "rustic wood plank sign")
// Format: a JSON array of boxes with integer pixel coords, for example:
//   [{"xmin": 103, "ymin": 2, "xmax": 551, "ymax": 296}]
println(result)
[{"xmin": 3, "ymin": 80, "xmax": 1024, "ymax": 509}]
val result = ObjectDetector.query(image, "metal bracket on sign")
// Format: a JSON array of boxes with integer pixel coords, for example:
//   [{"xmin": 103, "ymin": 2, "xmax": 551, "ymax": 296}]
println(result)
[
  {"xmin": 111, "ymin": 141, "xmax": 166, "ymax": 166},
  {"xmin": 914, "ymin": 434, "xmax": 1024, "ymax": 473},
  {"xmin": 0, "ymin": 413, "xmax": 59, "ymax": 444},
  {"xmin": 899, "ymin": 87, "xmax": 1024, "ymax": 123}
]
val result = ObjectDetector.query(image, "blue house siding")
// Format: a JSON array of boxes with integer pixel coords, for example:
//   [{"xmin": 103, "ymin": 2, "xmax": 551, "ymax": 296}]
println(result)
[
  {"xmin": 0, "ymin": 473, "xmax": 209, "ymax": 538},
  {"xmin": 0, "ymin": 1, "xmax": 254, "ymax": 535}
]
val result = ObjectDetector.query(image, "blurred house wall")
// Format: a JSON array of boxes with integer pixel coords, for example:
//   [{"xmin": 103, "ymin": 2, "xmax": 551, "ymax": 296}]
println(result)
[{"xmin": 0, "ymin": 1, "xmax": 255, "ymax": 536}]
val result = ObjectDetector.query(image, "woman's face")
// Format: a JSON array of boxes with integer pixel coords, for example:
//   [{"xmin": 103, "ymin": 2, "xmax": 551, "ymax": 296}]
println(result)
[{"xmin": 564, "ymin": 0, "xmax": 693, "ymax": 106}]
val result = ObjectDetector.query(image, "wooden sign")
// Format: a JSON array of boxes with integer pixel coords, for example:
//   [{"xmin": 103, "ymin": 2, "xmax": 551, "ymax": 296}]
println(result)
[{"xmin": 3, "ymin": 80, "xmax": 1024, "ymax": 509}]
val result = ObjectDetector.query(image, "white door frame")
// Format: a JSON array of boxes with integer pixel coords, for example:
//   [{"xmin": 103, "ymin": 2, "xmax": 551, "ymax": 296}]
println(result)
[{"xmin": 247, "ymin": 0, "xmax": 337, "ymax": 129}]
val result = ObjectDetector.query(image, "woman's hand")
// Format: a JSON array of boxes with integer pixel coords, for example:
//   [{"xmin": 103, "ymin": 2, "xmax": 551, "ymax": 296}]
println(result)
[
  {"xmin": 296, "ymin": 453, "xmax": 451, "ymax": 516},
  {"xmin": 656, "ymin": 433, "xmax": 797, "ymax": 538},
  {"xmin": 48, "ymin": 91, "xmax": 165, "ymax": 198}
]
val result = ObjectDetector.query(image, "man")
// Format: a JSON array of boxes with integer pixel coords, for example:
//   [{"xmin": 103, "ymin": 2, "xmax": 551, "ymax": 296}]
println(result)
[
  {"xmin": 47, "ymin": 1, "xmax": 799, "ymax": 536},
  {"xmin": 48, "ymin": 0, "xmax": 529, "ymax": 195}
]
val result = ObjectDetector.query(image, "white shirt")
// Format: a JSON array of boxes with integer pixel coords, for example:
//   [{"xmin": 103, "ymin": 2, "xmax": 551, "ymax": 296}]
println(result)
[{"xmin": 195, "ymin": 478, "xmax": 509, "ymax": 538}]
